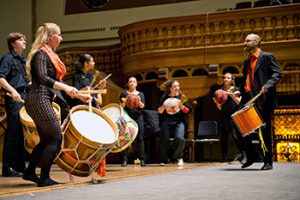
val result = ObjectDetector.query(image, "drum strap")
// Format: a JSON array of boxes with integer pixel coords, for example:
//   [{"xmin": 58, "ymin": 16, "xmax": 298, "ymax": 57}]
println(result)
[{"xmin": 258, "ymin": 128, "xmax": 268, "ymax": 156}]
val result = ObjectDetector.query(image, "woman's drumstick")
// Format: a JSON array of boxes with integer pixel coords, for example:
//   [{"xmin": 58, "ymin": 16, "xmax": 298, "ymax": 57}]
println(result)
[
  {"xmin": 92, "ymin": 73, "xmax": 112, "ymax": 90},
  {"xmin": 88, "ymin": 87, "xmax": 92, "ymax": 112},
  {"xmin": 6, "ymin": 92, "xmax": 25, "ymax": 104},
  {"xmin": 78, "ymin": 89, "xmax": 107, "ymax": 94}
]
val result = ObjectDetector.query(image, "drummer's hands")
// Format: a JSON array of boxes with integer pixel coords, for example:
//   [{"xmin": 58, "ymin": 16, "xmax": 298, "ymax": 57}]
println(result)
[
  {"xmin": 120, "ymin": 97, "xmax": 127, "ymax": 108},
  {"xmin": 80, "ymin": 86, "xmax": 89, "ymax": 91},
  {"xmin": 137, "ymin": 96, "xmax": 145, "ymax": 109},
  {"xmin": 226, "ymin": 90, "xmax": 235, "ymax": 98},
  {"xmin": 158, "ymin": 103, "xmax": 166, "ymax": 114},
  {"xmin": 78, "ymin": 93, "xmax": 92, "ymax": 103},
  {"xmin": 97, "ymin": 80, "xmax": 106, "ymax": 89},
  {"xmin": 212, "ymin": 97, "xmax": 222, "ymax": 110},
  {"xmin": 11, "ymin": 89, "xmax": 22, "ymax": 102},
  {"xmin": 260, "ymin": 87, "xmax": 268, "ymax": 94},
  {"xmin": 65, "ymin": 85, "xmax": 79, "ymax": 98},
  {"xmin": 178, "ymin": 99, "xmax": 183, "ymax": 109}
]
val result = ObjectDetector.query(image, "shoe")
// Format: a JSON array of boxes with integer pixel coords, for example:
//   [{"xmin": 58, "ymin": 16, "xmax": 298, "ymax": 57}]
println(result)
[
  {"xmin": 160, "ymin": 163, "xmax": 165, "ymax": 166},
  {"xmin": 121, "ymin": 160, "xmax": 128, "ymax": 167},
  {"xmin": 177, "ymin": 158, "xmax": 184, "ymax": 166},
  {"xmin": 241, "ymin": 160, "xmax": 254, "ymax": 169},
  {"xmin": 261, "ymin": 163, "xmax": 273, "ymax": 170},
  {"xmin": 140, "ymin": 159, "xmax": 146, "ymax": 167},
  {"xmin": 23, "ymin": 172, "xmax": 38, "ymax": 183},
  {"xmin": 240, "ymin": 151, "xmax": 247, "ymax": 164},
  {"xmin": 2, "ymin": 167, "xmax": 23, "ymax": 177},
  {"xmin": 37, "ymin": 178, "xmax": 59, "ymax": 187}
]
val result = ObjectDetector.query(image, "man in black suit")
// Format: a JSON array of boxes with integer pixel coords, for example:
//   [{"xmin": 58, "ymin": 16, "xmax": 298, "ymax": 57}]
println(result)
[{"xmin": 239, "ymin": 33, "xmax": 282, "ymax": 170}]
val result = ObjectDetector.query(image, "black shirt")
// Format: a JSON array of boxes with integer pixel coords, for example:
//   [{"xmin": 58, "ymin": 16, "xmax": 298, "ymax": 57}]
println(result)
[
  {"xmin": 73, "ymin": 70, "xmax": 94, "ymax": 90},
  {"xmin": 220, "ymin": 86, "xmax": 240, "ymax": 130},
  {"xmin": 0, "ymin": 50, "xmax": 28, "ymax": 90}
]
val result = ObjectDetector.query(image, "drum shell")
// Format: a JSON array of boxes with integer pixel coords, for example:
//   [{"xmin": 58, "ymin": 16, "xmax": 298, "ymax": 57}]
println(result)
[
  {"xmin": 19, "ymin": 102, "xmax": 60, "ymax": 153},
  {"xmin": 101, "ymin": 103, "xmax": 138, "ymax": 153},
  {"xmin": 231, "ymin": 104, "xmax": 264, "ymax": 136},
  {"xmin": 55, "ymin": 105, "xmax": 118, "ymax": 177}
]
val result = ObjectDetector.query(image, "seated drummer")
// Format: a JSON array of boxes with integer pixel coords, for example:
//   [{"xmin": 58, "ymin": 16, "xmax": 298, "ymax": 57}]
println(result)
[{"xmin": 157, "ymin": 80, "xmax": 192, "ymax": 166}]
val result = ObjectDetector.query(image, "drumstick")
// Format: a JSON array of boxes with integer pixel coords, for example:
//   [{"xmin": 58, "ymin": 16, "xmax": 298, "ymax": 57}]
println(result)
[
  {"xmin": 88, "ymin": 87, "xmax": 92, "ymax": 112},
  {"xmin": 78, "ymin": 89, "xmax": 107, "ymax": 94},
  {"xmin": 245, "ymin": 91, "xmax": 263, "ymax": 107},
  {"xmin": 91, "ymin": 73, "xmax": 112, "ymax": 90},
  {"xmin": 6, "ymin": 92, "xmax": 25, "ymax": 104},
  {"xmin": 89, "ymin": 70, "xmax": 100, "ymax": 88}
]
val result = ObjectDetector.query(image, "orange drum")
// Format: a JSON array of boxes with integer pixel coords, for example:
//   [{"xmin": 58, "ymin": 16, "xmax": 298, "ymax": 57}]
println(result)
[
  {"xmin": 19, "ymin": 102, "xmax": 61, "ymax": 153},
  {"xmin": 55, "ymin": 105, "xmax": 118, "ymax": 177},
  {"xmin": 101, "ymin": 103, "xmax": 138, "ymax": 153},
  {"xmin": 231, "ymin": 104, "xmax": 264, "ymax": 136}
]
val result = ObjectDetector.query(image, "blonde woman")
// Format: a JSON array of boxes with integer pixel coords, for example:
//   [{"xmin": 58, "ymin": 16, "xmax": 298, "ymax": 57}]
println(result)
[
  {"xmin": 23, "ymin": 23, "xmax": 90, "ymax": 187},
  {"xmin": 213, "ymin": 73, "xmax": 246, "ymax": 163}
]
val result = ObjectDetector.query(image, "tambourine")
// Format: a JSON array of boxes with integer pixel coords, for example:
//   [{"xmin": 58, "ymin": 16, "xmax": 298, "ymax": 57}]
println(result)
[{"xmin": 164, "ymin": 97, "xmax": 180, "ymax": 115}]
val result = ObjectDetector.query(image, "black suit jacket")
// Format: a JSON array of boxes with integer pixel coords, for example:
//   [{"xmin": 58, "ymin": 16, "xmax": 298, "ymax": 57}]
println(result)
[{"xmin": 240, "ymin": 50, "xmax": 282, "ymax": 112}]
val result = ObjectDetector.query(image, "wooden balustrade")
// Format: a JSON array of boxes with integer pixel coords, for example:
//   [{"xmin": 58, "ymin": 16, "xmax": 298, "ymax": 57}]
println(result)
[{"xmin": 119, "ymin": 4, "xmax": 299, "ymax": 56}]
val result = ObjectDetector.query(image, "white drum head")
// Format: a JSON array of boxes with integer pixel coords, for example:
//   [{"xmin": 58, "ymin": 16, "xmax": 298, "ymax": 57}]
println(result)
[
  {"xmin": 71, "ymin": 110, "xmax": 116, "ymax": 144},
  {"xmin": 102, "ymin": 105, "xmax": 122, "ymax": 122},
  {"xmin": 164, "ymin": 97, "xmax": 180, "ymax": 115}
]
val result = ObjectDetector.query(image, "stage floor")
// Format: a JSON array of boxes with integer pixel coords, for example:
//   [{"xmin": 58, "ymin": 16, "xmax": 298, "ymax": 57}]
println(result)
[{"xmin": 0, "ymin": 162, "xmax": 221, "ymax": 197}]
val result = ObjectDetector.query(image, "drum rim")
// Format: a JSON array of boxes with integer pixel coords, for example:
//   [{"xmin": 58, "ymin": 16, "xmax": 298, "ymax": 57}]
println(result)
[
  {"xmin": 101, "ymin": 103, "xmax": 124, "ymax": 114},
  {"xmin": 231, "ymin": 103, "xmax": 255, "ymax": 116}
]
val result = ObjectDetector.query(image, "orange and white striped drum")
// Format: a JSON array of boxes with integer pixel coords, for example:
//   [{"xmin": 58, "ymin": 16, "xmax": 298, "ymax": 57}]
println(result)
[{"xmin": 231, "ymin": 104, "xmax": 264, "ymax": 136}]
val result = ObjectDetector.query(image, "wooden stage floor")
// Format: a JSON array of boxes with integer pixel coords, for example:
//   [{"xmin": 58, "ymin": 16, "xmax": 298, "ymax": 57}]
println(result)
[{"xmin": 0, "ymin": 162, "xmax": 221, "ymax": 197}]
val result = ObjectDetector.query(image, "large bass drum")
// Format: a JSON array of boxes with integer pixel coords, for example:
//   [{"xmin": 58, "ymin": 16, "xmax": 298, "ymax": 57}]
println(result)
[{"xmin": 55, "ymin": 105, "xmax": 118, "ymax": 177}]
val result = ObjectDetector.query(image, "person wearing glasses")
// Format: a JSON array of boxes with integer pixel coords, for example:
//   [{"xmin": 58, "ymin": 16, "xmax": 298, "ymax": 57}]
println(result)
[{"xmin": 240, "ymin": 33, "xmax": 281, "ymax": 170}]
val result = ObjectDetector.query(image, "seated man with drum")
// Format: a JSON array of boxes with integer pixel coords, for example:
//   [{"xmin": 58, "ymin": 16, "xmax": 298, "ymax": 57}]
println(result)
[
  {"xmin": 239, "ymin": 33, "xmax": 282, "ymax": 170},
  {"xmin": 157, "ymin": 80, "xmax": 191, "ymax": 166}
]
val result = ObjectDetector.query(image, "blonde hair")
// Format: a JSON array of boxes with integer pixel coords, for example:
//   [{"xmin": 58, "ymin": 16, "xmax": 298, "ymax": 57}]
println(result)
[
  {"xmin": 224, "ymin": 72, "xmax": 235, "ymax": 86},
  {"xmin": 26, "ymin": 22, "xmax": 61, "ymax": 80}
]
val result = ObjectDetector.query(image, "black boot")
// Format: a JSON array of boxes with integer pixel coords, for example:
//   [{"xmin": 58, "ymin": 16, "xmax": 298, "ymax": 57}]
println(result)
[{"xmin": 140, "ymin": 159, "xmax": 146, "ymax": 167}]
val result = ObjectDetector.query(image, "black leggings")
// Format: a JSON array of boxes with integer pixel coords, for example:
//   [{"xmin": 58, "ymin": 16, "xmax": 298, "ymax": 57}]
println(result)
[{"xmin": 26, "ymin": 121, "xmax": 62, "ymax": 180}]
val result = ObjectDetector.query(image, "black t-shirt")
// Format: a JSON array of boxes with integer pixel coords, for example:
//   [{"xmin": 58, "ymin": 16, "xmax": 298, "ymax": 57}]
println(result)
[
  {"xmin": 0, "ymin": 50, "xmax": 28, "ymax": 90},
  {"xmin": 220, "ymin": 86, "xmax": 240, "ymax": 130}
]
